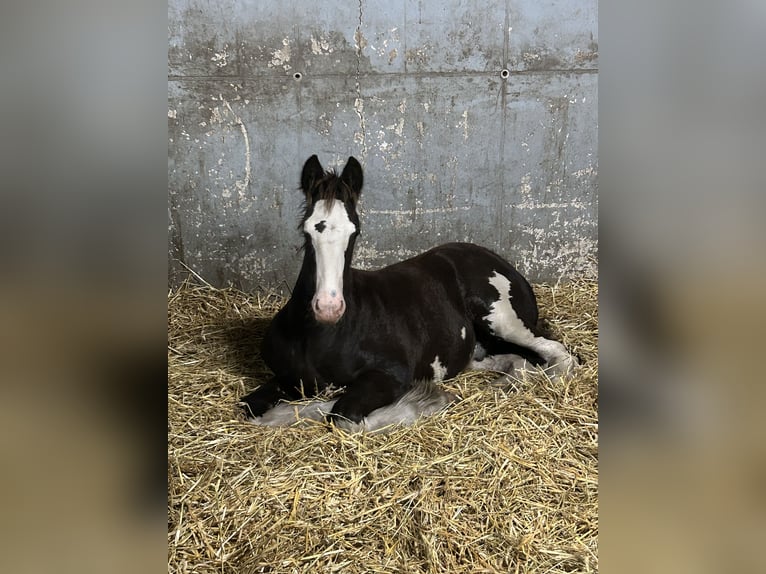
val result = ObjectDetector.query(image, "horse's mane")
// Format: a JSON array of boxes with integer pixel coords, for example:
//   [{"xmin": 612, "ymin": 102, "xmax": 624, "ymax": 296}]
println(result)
[
  {"xmin": 299, "ymin": 170, "xmax": 357, "ymax": 223},
  {"xmin": 310, "ymin": 170, "xmax": 357, "ymax": 203}
]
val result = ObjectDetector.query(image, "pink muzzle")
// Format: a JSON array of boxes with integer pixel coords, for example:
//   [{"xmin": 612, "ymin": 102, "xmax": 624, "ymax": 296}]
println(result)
[{"xmin": 312, "ymin": 291, "xmax": 346, "ymax": 324}]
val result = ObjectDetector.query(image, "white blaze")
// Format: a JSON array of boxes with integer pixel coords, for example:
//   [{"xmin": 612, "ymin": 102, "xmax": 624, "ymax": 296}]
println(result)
[{"xmin": 304, "ymin": 199, "xmax": 357, "ymax": 323}]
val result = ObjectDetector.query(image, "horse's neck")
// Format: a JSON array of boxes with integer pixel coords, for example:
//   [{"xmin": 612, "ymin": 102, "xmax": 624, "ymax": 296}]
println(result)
[{"xmin": 291, "ymin": 250, "xmax": 317, "ymax": 305}]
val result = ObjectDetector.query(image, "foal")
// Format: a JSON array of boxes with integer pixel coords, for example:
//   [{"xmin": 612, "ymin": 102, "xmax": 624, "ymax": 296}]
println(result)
[{"xmin": 240, "ymin": 155, "xmax": 577, "ymax": 432}]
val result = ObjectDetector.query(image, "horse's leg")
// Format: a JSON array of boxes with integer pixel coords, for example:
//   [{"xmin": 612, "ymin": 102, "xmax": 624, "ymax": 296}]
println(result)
[
  {"xmin": 470, "ymin": 352, "xmax": 537, "ymax": 374},
  {"xmin": 239, "ymin": 375, "xmax": 318, "ymax": 419},
  {"xmin": 471, "ymin": 274, "xmax": 578, "ymax": 377},
  {"xmin": 249, "ymin": 398, "xmax": 339, "ymax": 427},
  {"xmin": 364, "ymin": 381, "xmax": 456, "ymax": 432},
  {"xmin": 327, "ymin": 371, "xmax": 410, "ymax": 427},
  {"xmin": 329, "ymin": 375, "xmax": 456, "ymax": 433},
  {"xmin": 475, "ymin": 322, "xmax": 577, "ymax": 377},
  {"xmin": 239, "ymin": 377, "xmax": 286, "ymax": 418}
]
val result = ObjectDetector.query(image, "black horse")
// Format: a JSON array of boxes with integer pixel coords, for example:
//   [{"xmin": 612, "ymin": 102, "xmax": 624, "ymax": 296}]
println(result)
[{"xmin": 240, "ymin": 155, "xmax": 577, "ymax": 431}]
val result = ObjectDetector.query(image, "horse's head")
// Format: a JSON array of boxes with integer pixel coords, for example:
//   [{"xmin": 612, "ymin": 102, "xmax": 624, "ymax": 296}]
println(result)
[{"xmin": 300, "ymin": 155, "xmax": 363, "ymax": 324}]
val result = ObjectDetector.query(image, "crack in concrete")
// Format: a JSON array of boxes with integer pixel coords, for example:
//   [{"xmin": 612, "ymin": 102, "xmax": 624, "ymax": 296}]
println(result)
[{"xmin": 354, "ymin": 0, "xmax": 368, "ymax": 160}]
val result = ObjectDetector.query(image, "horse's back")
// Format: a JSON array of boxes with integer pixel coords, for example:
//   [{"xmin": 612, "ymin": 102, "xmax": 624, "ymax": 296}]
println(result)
[{"xmin": 394, "ymin": 242, "xmax": 539, "ymax": 330}]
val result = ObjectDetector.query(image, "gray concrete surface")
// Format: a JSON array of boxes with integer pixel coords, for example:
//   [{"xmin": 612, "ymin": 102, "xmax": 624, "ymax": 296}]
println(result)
[{"xmin": 168, "ymin": 0, "xmax": 597, "ymax": 289}]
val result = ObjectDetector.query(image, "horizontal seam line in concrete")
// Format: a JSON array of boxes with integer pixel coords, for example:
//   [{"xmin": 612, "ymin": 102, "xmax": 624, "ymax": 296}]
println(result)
[{"xmin": 167, "ymin": 68, "xmax": 598, "ymax": 81}]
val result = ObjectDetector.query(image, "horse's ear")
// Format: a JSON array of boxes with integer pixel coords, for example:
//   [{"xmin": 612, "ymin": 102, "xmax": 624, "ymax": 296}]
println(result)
[
  {"xmin": 301, "ymin": 155, "xmax": 324, "ymax": 194},
  {"xmin": 340, "ymin": 156, "xmax": 363, "ymax": 201}
]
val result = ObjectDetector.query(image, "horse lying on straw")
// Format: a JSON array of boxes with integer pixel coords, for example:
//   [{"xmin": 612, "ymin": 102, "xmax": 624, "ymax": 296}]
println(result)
[{"xmin": 240, "ymin": 155, "xmax": 577, "ymax": 432}]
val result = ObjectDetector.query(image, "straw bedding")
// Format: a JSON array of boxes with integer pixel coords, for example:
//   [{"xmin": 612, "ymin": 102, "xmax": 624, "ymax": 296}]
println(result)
[{"xmin": 168, "ymin": 279, "xmax": 598, "ymax": 573}]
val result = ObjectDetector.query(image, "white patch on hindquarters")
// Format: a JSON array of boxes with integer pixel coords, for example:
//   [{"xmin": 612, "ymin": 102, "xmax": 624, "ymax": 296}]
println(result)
[
  {"xmin": 486, "ymin": 271, "xmax": 535, "ymax": 345},
  {"xmin": 430, "ymin": 355, "xmax": 447, "ymax": 382},
  {"xmin": 484, "ymin": 271, "xmax": 578, "ymax": 377},
  {"xmin": 460, "ymin": 326, "xmax": 466, "ymax": 340},
  {"xmin": 335, "ymin": 382, "xmax": 456, "ymax": 434},
  {"xmin": 249, "ymin": 399, "xmax": 338, "ymax": 427}
]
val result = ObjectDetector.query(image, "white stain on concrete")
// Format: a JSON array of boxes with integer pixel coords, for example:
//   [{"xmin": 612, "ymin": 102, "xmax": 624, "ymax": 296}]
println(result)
[
  {"xmin": 503, "ymin": 165, "xmax": 598, "ymax": 278},
  {"xmin": 519, "ymin": 237, "xmax": 598, "ymax": 280},
  {"xmin": 368, "ymin": 206, "xmax": 470, "ymax": 216},
  {"xmin": 519, "ymin": 173, "xmax": 533, "ymax": 196},
  {"xmin": 406, "ymin": 44, "xmax": 431, "ymax": 65},
  {"xmin": 168, "ymin": 109, "xmax": 177, "ymax": 119},
  {"xmin": 269, "ymin": 38, "xmax": 292, "ymax": 71},
  {"xmin": 317, "ymin": 112, "xmax": 333, "ymax": 135},
  {"xmin": 371, "ymin": 26, "xmax": 400, "ymax": 61},
  {"xmin": 456, "ymin": 110, "xmax": 469, "ymax": 141},
  {"xmin": 222, "ymin": 100, "xmax": 252, "ymax": 202},
  {"xmin": 211, "ymin": 46, "xmax": 230, "ymax": 68},
  {"xmin": 353, "ymin": 242, "xmax": 420, "ymax": 269},
  {"xmin": 515, "ymin": 198, "xmax": 589, "ymax": 210},
  {"xmin": 236, "ymin": 251, "xmax": 268, "ymax": 277},
  {"xmin": 522, "ymin": 52, "xmax": 542, "ymax": 65},
  {"xmin": 376, "ymin": 129, "xmax": 391, "ymax": 152},
  {"xmin": 416, "ymin": 121, "xmax": 425, "ymax": 139},
  {"xmin": 367, "ymin": 204, "xmax": 471, "ymax": 227},
  {"xmin": 310, "ymin": 35, "xmax": 333, "ymax": 55},
  {"xmin": 389, "ymin": 117, "xmax": 404, "ymax": 137},
  {"xmin": 353, "ymin": 243, "xmax": 382, "ymax": 264},
  {"xmin": 209, "ymin": 106, "xmax": 223, "ymax": 125},
  {"xmin": 571, "ymin": 166, "xmax": 597, "ymax": 179}
]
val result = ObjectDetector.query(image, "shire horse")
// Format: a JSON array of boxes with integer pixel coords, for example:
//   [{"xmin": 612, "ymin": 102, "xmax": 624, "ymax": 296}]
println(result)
[{"xmin": 240, "ymin": 155, "xmax": 577, "ymax": 432}]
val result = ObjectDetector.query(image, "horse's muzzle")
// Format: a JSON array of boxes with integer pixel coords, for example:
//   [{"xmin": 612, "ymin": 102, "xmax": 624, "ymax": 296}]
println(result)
[{"xmin": 312, "ymin": 293, "xmax": 346, "ymax": 324}]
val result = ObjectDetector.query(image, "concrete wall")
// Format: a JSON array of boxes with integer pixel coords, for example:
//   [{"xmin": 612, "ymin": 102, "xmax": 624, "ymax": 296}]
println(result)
[{"xmin": 168, "ymin": 0, "xmax": 597, "ymax": 290}]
